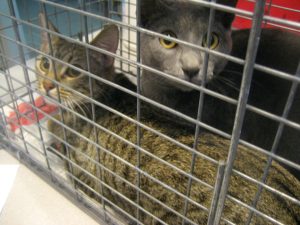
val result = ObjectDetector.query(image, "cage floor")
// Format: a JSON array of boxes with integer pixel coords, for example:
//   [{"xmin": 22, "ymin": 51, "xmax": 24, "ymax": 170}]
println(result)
[{"xmin": 0, "ymin": 149, "xmax": 102, "ymax": 225}]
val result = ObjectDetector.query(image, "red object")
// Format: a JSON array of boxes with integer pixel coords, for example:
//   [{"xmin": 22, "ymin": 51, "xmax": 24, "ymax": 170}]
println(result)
[
  {"xmin": 7, "ymin": 96, "xmax": 58, "ymax": 132},
  {"xmin": 233, "ymin": 0, "xmax": 300, "ymax": 30}
]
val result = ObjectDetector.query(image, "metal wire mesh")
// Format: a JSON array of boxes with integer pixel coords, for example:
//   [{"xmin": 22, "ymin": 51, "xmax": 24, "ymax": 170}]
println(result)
[{"xmin": 0, "ymin": 0, "xmax": 299, "ymax": 224}]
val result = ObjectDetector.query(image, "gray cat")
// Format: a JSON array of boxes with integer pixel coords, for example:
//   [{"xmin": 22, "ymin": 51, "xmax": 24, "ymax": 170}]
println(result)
[
  {"xmin": 140, "ymin": 0, "xmax": 235, "ymax": 94},
  {"xmin": 140, "ymin": 0, "xmax": 300, "ymax": 179},
  {"xmin": 37, "ymin": 14, "xmax": 300, "ymax": 225}
]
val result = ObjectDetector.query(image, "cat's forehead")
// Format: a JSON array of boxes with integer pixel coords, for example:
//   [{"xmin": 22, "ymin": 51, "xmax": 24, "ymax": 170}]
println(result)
[
  {"xmin": 51, "ymin": 40, "xmax": 85, "ymax": 60},
  {"xmin": 150, "ymin": 9, "xmax": 212, "ymax": 34}
]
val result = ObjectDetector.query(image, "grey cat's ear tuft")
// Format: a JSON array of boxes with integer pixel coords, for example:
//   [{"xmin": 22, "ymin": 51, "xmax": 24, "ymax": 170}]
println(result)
[
  {"xmin": 39, "ymin": 13, "xmax": 61, "ymax": 51},
  {"xmin": 216, "ymin": 0, "xmax": 238, "ymax": 29},
  {"xmin": 91, "ymin": 24, "xmax": 119, "ymax": 67}
]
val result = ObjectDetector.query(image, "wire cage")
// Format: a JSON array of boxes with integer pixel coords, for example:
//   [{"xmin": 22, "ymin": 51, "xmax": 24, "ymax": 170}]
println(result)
[{"xmin": 0, "ymin": 0, "xmax": 299, "ymax": 224}]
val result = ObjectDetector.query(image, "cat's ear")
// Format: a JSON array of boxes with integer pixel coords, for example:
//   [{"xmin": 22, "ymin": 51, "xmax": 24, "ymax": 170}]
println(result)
[
  {"xmin": 90, "ymin": 24, "xmax": 119, "ymax": 67},
  {"xmin": 216, "ymin": 0, "xmax": 238, "ymax": 29},
  {"xmin": 39, "ymin": 13, "xmax": 61, "ymax": 52}
]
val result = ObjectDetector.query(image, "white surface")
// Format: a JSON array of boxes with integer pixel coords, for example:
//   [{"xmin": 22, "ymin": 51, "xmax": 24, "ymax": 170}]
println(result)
[
  {"xmin": 0, "ymin": 150, "xmax": 102, "ymax": 225},
  {"xmin": 0, "ymin": 164, "xmax": 19, "ymax": 213}
]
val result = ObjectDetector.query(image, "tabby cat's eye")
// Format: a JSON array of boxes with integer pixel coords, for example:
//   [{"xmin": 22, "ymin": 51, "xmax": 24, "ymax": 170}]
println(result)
[
  {"xmin": 159, "ymin": 31, "xmax": 177, "ymax": 49},
  {"xmin": 66, "ymin": 65, "xmax": 82, "ymax": 78},
  {"xmin": 40, "ymin": 57, "xmax": 50, "ymax": 72},
  {"xmin": 202, "ymin": 32, "xmax": 219, "ymax": 50}
]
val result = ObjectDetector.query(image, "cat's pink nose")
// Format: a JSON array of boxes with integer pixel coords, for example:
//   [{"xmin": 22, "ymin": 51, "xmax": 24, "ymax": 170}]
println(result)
[{"xmin": 43, "ymin": 81, "xmax": 55, "ymax": 92}]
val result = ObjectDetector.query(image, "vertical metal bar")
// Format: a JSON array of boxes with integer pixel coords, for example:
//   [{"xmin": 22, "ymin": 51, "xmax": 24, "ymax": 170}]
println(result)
[
  {"xmin": 213, "ymin": 1, "xmax": 266, "ymax": 224},
  {"xmin": 108, "ymin": 0, "xmax": 113, "ymax": 18},
  {"xmin": 135, "ymin": 0, "xmax": 142, "ymax": 222},
  {"xmin": 24, "ymin": 0, "xmax": 33, "ymax": 51},
  {"xmin": 54, "ymin": 6, "xmax": 59, "ymax": 28},
  {"xmin": 2, "ymin": 68, "xmax": 29, "ymax": 153},
  {"xmin": 40, "ymin": 3, "xmax": 76, "ymax": 183},
  {"xmin": 127, "ymin": 0, "xmax": 131, "ymax": 74},
  {"xmin": 119, "ymin": 21, "xmax": 123, "ymax": 72},
  {"xmin": 67, "ymin": 5, "xmax": 72, "ymax": 37},
  {"xmin": 0, "ymin": 42, "xmax": 10, "ymax": 139},
  {"xmin": 80, "ymin": 0, "xmax": 106, "ymax": 213},
  {"xmin": 207, "ymin": 161, "xmax": 226, "ymax": 225},
  {"xmin": 0, "ymin": 102, "xmax": 8, "ymax": 139},
  {"xmin": 263, "ymin": 0, "xmax": 273, "ymax": 27},
  {"xmin": 7, "ymin": 0, "xmax": 51, "ymax": 169},
  {"xmin": 0, "ymin": 36, "xmax": 9, "ymax": 71},
  {"xmin": 245, "ymin": 61, "xmax": 300, "ymax": 225},
  {"xmin": 182, "ymin": 0, "xmax": 217, "ymax": 223},
  {"xmin": 105, "ymin": 0, "xmax": 109, "ymax": 18},
  {"xmin": 0, "ymin": 33, "xmax": 20, "ymax": 139}
]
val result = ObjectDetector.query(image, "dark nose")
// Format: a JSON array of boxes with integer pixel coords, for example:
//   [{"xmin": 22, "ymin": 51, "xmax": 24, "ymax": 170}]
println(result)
[
  {"xmin": 43, "ymin": 80, "xmax": 55, "ymax": 92},
  {"xmin": 183, "ymin": 68, "xmax": 199, "ymax": 79}
]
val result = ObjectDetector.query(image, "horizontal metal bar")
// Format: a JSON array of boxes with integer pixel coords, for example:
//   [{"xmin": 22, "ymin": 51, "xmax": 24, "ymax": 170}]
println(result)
[
  {"xmin": 232, "ymin": 169, "xmax": 300, "ymax": 206},
  {"xmin": 226, "ymin": 195, "xmax": 284, "ymax": 225},
  {"xmin": 247, "ymin": 0, "xmax": 300, "ymax": 13},
  {"xmin": 236, "ymin": 15, "xmax": 300, "ymax": 34},
  {"xmin": 239, "ymin": 140, "xmax": 300, "ymax": 171}
]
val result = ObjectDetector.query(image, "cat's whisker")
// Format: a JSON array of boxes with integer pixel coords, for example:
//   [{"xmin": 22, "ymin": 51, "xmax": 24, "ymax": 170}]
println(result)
[
  {"xmin": 74, "ymin": 96, "xmax": 91, "ymax": 114},
  {"xmin": 222, "ymin": 69, "xmax": 243, "ymax": 76},
  {"xmin": 222, "ymin": 69, "xmax": 265, "ymax": 89},
  {"xmin": 218, "ymin": 77, "xmax": 240, "ymax": 89},
  {"xmin": 66, "ymin": 96, "xmax": 77, "ymax": 124},
  {"xmin": 214, "ymin": 76, "xmax": 240, "ymax": 92},
  {"xmin": 72, "ymin": 98, "xmax": 88, "ymax": 119},
  {"xmin": 209, "ymin": 80, "xmax": 231, "ymax": 95},
  {"xmin": 99, "ymin": 91, "xmax": 109, "ymax": 100}
]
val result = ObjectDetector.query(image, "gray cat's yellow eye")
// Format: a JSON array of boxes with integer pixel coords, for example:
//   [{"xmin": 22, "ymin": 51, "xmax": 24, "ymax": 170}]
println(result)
[
  {"xmin": 202, "ymin": 32, "xmax": 219, "ymax": 50},
  {"xmin": 66, "ymin": 65, "xmax": 82, "ymax": 78},
  {"xmin": 159, "ymin": 31, "xmax": 177, "ymax": 49},
  {"xmin": 40, "ymin": 57, "xmax": 50, "ymax": 72}
]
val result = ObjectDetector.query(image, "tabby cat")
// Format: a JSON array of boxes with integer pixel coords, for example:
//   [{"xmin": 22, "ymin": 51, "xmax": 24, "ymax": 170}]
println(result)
[
  {"xmin": 140, "ymin": 0, "xmax": 300, "ymax": 179},
  {"xmin": 37, "ymin": 14, "xmax": 300, "ymax": 225}
]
